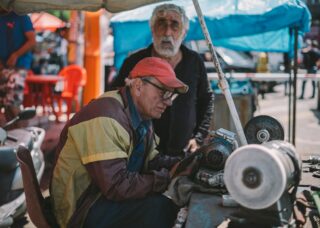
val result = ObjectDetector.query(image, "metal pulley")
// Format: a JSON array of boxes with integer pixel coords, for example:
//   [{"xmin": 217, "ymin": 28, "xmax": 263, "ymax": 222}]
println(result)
[
  {"xmin": 244, "ymin": 115, "xmax": 284, "ymax": 144},
  {"xmin": 224, "ymin": 140, "xmax": 301, "ymax": 210}
]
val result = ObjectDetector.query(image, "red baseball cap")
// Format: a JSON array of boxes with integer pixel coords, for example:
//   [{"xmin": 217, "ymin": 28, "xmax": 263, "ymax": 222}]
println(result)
[{"xmin": 129, "ymin": 57, "xmax": 188, "ymax": 94}]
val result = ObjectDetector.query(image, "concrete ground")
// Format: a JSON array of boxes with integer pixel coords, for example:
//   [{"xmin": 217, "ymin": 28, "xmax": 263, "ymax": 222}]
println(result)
[{"xmin": 13, "ymin": 80, "xmax": 320, "ymax": 227}]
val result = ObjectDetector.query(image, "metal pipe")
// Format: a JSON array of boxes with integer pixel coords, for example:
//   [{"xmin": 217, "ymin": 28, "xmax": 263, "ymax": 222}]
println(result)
[
  {"xmin": 287, "ymin": 29, "xmax": 293, "ymax": 143},
  {"xmin": 288, "ymin": 62, "xmax": 292, "ymax": 142},
  {"xmin": 192, "ymin": 0, "xmax": 247, "ymax": 145},
  {"xmin": 292, "ymin": 27, "xmax": 298, "ymax": 145}
]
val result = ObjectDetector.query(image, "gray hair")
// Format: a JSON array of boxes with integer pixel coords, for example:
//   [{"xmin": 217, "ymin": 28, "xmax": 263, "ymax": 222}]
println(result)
[{"xmin": 150, "ymin": 4, "xmax": 189, "ymax": 31}]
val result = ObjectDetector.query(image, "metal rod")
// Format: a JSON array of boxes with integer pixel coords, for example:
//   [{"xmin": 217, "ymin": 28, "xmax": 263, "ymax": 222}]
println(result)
[
  {"xmin": 192, "ymin": 0, "xmax": 247, "ymax": 146},
  {"xmin": 288, "ymin": 64, "xmax": 292, "ymax": 142},
  {"xmin": 292, "ymin": 27, "xmax": 298, "ymax": 145},
  {"xmin": 287, "ymin": 29, "xmax": 293, "ymax": 143}
]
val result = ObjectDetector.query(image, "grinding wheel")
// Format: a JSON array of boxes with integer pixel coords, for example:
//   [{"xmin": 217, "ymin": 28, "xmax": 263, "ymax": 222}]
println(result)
[{"xmin": 244, "ymin": 115, "xmax": 284, "ymax": 144}]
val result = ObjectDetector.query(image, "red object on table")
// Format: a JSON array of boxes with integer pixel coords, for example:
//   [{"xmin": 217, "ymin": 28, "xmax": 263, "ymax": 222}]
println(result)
[{"xmin": 25, "ymin": 75, "xmax": 64, "ymax": 120}]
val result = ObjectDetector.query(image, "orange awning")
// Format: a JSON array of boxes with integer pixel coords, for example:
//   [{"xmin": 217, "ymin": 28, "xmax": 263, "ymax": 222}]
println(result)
[{"xmin": 31, "ymin": 12, "xmax": 66, "ymax": 31}]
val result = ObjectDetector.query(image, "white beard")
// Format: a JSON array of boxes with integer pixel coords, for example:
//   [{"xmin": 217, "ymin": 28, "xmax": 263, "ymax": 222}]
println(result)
[{"xmin": 153, "ymin": 35, "xmax": 184, "ymax": 58}]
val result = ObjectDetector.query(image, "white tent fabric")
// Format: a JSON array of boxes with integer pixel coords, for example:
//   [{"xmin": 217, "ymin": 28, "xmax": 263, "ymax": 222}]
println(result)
[{"xmin": 0, "ymin": 0, "xmax": 166, "ymax": 14}]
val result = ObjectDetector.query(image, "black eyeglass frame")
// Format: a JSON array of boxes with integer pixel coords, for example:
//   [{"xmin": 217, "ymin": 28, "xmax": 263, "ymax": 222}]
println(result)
[{"xmin": 141, "ymin": 78, "xmax": 178, "ymax": 101}]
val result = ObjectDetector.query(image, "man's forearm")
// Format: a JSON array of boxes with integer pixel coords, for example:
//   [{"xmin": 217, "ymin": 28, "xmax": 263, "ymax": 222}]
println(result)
[
  {"xmin": 6, "ymin": 31, "xmax": 36, "ymax": 67},
  {"xmin": 86, "ymin": 158, "xmax": 170, "ymax": 201},
  {"xmin": 12, "ymin": 32, "xmax": 36, "ymax": 58},
  {"xmin": 194, "ymin": 92, "xmax": 214, "ymax": 144}
]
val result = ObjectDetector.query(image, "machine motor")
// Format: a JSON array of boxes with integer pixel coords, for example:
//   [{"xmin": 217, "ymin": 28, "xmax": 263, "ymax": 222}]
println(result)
[{"xmin": 200, "ymin": 128, "xmax": 238, "ymax": 171}]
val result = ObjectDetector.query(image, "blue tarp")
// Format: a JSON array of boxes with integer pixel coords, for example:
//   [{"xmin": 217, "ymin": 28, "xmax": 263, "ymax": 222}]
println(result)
[{"xmin": 110, "ymin": 0, "xmax": 311, "ymax": 69}]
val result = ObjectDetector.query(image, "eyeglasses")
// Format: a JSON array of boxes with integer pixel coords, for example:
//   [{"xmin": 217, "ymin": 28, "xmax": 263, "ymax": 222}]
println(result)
[
  {"xmin": 155, "ymin": 19, "xmax": 182, "ymax": 32},
  {"xmin": 141, "ymin": 78, "xmax": 178, "ymax": 101}
]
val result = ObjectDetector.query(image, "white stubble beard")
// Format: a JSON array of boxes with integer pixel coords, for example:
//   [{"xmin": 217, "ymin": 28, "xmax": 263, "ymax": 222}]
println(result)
[{"xmin": 153, "ymin": 34, "xmax": 184, "ymax": 58}]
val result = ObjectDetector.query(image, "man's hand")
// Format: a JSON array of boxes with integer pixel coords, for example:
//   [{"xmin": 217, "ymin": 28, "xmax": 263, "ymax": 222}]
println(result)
[
  {"xmin": 184, "ymin": 138, "xmax": 199, "ymax": 153},
  {"xmin": 6, "ymin": 53, "xmax": 18, "ymax": 68}
]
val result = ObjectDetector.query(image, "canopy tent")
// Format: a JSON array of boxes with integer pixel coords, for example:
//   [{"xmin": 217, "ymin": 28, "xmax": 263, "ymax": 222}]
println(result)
[
  {"xmin": 1, "ymin": 0, "xmax": 311, "ymax": 69},
  {"xmin": 0, "ymin": 0, "xmax": 166, "ymax": 14},
  {"xmin": 0, "ymin": 0, "xmax": 166, "ymax": 106},
  {"xmin": 0, "ymin": 0, "xmax": 311, "ymax": 144},
  {"xmin": 110, "ymin": 0, "xmax": 311, "ymax": 69},
  {"xmin": 109, "ymin": 0, "xmax": 311, "ymax": 145},
  {"xmin": 31, "ymin": 12, "xmax": 66, "ymax": 31}
]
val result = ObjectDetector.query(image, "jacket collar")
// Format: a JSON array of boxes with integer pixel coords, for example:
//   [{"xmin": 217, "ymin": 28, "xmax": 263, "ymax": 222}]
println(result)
[{"xmin": 119, "ymin": 87, "xmax": 150, "ymax": 131}]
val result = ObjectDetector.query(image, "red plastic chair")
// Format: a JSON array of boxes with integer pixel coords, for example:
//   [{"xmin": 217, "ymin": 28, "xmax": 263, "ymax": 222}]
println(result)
[{"xmin": 57, "ymin": 65, "xmax": 87, "ymax": 120}]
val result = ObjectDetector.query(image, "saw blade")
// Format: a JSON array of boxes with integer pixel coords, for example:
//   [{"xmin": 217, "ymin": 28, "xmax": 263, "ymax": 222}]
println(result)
[{"xmin": 244, "ymin": 115, "xmax": 284, "ymax": 144}]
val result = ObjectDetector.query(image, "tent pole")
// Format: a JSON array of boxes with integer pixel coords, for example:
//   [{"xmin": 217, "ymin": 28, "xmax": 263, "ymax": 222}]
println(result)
[
  {"xmin": 292, "ymin": 27, "xmax": 298, "ymax": 145},
  {"xmin": 288, "ymin": 61, "xmax": 292, "ymax": 142},
  {"xmin": 288, "ymin": 29, "xmax": 293, "ymax": 143},
  {"xmin": 192, "ymin": 0, "xmax": 247, "ymax": 146}
]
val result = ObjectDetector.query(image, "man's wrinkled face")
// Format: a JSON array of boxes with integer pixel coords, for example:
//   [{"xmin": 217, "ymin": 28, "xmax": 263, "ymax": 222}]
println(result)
[
  {"xmin": 137, "ymin": 78, "xmax": 174, "ymax": 119},
  {"xmin": 152, "ymin": 10, "xmax": 186, "ymax": 57}
]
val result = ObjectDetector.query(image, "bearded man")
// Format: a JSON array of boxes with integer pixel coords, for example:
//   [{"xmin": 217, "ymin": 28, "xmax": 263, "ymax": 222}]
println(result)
[{"xmin": 111, "ymin": 3, "xmax": 214, "ymax": 157}]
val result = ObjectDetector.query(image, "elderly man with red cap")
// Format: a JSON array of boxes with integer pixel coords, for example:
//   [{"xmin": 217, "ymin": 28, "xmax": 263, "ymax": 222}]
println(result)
[
  {"xmin": 50, "ymin": 57, "xmax": 195, "ymax": 228},
  {"xmin": 112, "ymin": 3, "xmax": 214, "ymax": 157}
]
